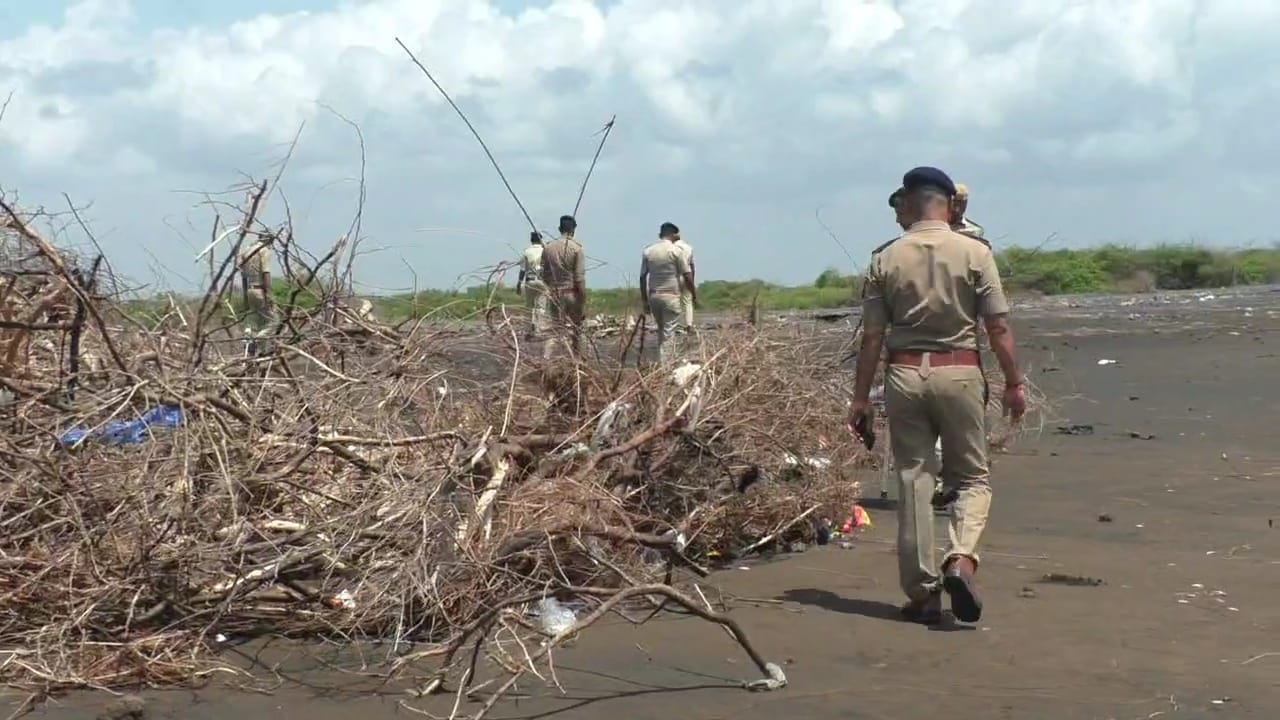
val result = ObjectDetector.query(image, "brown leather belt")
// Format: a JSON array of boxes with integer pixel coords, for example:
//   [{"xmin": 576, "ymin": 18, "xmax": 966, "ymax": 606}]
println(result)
[{"xmin": 889, "ymin": 349, "xmax": 980, "ymax": 367}]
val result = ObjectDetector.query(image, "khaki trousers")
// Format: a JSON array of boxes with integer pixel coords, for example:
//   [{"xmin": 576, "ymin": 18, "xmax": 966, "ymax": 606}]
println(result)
[
  {"xmin": 679, "ymin": 290, "xmax": 694, "ymax": 329},
  {"xmin": 244, "ymin": 287, "xmax": 274, "ymax": 355},
  {"xmin": 544, "ymin": 290, "xmax": 584, "ymax": 359},
  {"xmin": 886, "ymin": 360, "xmax": 992, "ymax": 602},
  {"xmin": 648, "ymin": 293, "xmax": 683, "ymax": 363},
  {"xmin": 523, "ymin": 284, "xmax": 548, "ymax": 337}
]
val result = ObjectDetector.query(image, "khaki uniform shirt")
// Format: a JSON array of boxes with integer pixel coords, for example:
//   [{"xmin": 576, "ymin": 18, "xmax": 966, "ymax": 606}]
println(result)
[
  {"xmin": 672, "ymin": 238, "xmax": 694, "ymax": 294},
  {"xmin": 520, "ymin": 244, "xmax": 545, "ymax": 289},
  {"xmin": 239, "ymin": 240, "xmax": 271, "ymax": 288},
  {"xmin": 540, "ymin": 234, "xmax": 585, "ymax": 293},
  {"xmin": 641, "ymin": 240, "xmax": 690, "ymax": 297},
  {"xmin": 862, "ymin": 220, "xmax": 1009, "ymax": 353}
]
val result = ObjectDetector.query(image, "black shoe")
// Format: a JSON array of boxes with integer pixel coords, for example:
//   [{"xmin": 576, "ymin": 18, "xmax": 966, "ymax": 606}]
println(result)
[
  {"xmin": 943, "ymin": 557, "xmax": 983, "ymax": 623},
  {"xmin": 900, "ymin": 592, "xmax": 943, "ymax": 625}
]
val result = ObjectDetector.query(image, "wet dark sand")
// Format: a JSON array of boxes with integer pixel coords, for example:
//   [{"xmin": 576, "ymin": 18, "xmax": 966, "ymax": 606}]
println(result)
[{"xmin": 19, "ymin": 288, "xmax": 1280, "ymax": 719}]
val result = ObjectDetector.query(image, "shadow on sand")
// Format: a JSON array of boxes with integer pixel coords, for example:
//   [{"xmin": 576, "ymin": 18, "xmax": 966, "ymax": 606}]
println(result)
[{"xmin": 778, "ymin": 588, "xmax": 976, "ymax": 632}]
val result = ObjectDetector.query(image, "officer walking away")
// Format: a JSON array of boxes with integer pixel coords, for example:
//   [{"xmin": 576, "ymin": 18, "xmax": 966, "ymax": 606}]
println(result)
[
  {"xmin": 640, "ymin": 222, "xmax": 696, "ymax": 364},
  {"xmin": 950, "ymin": 183, "xmax": 986, "ymax": 240},
  {"xmin": 848, "ymin": 166, "xmax": 1026, "ymax": 625},
  {"xmin": 672, "ymin": 229, "xmax": 696, "ymax": 332},
  {"xmin": 540, "ymin": 215, "xmax": 587, "ymax": 358},
  {"xmin": 239, "ymin": 229, "xmax": 276, "ymax": 356},
  {"xmin": 516, "ymin": 230, "xmax": 547, "ymax": 340}
]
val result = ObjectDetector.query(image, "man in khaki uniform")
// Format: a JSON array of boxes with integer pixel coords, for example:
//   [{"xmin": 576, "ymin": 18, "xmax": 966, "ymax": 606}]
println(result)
[
  {"xmin": 849, "ymin": 166, "xmax": 1026, "ymax": 625},
  {"xmin": 951, "ymin": 183, "xmax": 986, "ymax": 241},
  {"xmin": 516, "ymin": 231, "xmax": 547, "ymax": 340},
  {"xmin": 539, "ymin": 215, "xmax": 586, "ymax": 358},
  {"xmin": 238, "ymin": 231, "xmax": 275, "ymax": 356},
  {"xmin": 671, "ymin": 231, "xmax": 695, "ymax": 332},
  {"xmin": 640, "ymin": 222, "xmax": 696, "ymax": 363}
]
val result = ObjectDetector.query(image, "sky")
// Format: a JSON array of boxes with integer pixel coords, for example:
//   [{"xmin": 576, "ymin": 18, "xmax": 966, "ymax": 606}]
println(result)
[{"xmin": 2, "ymin": 0, "xmax": 1279, "ymax": 295}]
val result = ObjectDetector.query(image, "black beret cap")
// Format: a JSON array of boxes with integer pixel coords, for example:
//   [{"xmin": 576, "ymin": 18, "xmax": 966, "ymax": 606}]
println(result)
[
  {"xmin": 888, "ymin": 187, "xmax": 905, "ymax": 208},
  {"xmin": 902, "ymin": 166, "xmax": 956, "ymax": 197}
]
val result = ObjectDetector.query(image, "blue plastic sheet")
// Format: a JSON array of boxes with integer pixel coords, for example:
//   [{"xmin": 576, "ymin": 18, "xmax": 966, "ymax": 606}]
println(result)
[{"xmin": 58, "ymin": 404, "xmax": 184, "ymax": 448}]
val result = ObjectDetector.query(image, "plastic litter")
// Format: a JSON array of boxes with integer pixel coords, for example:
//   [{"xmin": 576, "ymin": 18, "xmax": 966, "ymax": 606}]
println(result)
[
  {"xmin": 536, "ymin": 597, "xmax": 577, "ymax": 637},
  {"xmin": 783, "ymin": 454, "xmax": 832, "ymax": 471},
  {"xmin": 670, "ymin": 361, "xmax": 706, "ymax": 430},
  {"xmin": 590, "ymin": 400, "xmax": 632, "ymax": 450},
  {"xmin": 839, "ymin": 504, "xmax": 872, "ymax": 533},
  {"xmin": 58, "ymin": 404, "xmax": 184, "ymax": 448},
  {"xmin": 1096, "ymin": 359, "xmax": 1118, "ymax": 366},
  {"xmin": 745, "ymin": 662, "xmax": 788, "ymax": 691}
]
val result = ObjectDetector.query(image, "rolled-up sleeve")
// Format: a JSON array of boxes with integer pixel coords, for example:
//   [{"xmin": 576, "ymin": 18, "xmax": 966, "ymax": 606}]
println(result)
[
  {"xmin": 861, "ymin": 253, "xmax": 889, "ymax": 329},
  {"xmin": 975, "ymin": 247, "xmax": 1011, "ymax": 317}
]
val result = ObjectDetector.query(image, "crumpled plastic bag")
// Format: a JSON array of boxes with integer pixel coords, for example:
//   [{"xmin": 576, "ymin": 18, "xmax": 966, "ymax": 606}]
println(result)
[{"xmin": 58, "ymin": 404, "xmax": 184, "ymax": 448}]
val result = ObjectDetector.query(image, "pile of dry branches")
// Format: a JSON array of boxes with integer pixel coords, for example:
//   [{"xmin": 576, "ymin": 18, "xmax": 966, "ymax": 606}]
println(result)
[{"xmin": 0, "ymin": 189, "xmax": 866, "ymax": 705}]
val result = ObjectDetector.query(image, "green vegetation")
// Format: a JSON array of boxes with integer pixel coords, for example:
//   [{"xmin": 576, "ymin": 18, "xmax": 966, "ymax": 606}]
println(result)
[
  {"xmin": 997, "ymin": 244, "xmax": 1280, "ymax": 295},
  {"xmin": 121, "ymin": 245, "xmax": 1280, "ymax": 323},
  {"xmin": 368, "ymin": 279, "xmax": 859, "ymax": 320}
]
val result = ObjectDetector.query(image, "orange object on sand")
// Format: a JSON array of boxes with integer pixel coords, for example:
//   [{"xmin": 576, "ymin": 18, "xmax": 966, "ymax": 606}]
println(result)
[{"xmin": 839, "ymin": 504, "xmax": 872, "ymax": 533}]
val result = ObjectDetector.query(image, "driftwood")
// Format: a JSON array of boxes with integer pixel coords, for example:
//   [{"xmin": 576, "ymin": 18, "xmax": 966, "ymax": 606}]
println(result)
[{"xmin": 0, "ymin": 187, "xmax": 874, "ymax": 717}]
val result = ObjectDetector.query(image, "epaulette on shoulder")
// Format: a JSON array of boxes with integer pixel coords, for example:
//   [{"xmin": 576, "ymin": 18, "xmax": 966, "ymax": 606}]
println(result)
[
  {"xmin": 872, "ymin": 235, "xmax": 901, "ymax": 255},
  {"xmin": 960, "ymin": 231, "xmax": 991, "ymax": 248}
]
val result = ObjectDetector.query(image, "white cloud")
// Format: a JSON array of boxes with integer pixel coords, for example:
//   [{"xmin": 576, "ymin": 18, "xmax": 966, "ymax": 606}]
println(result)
[{"xmin": 1, "ymin": 0, "xmax": 1278, "ymax": 290}]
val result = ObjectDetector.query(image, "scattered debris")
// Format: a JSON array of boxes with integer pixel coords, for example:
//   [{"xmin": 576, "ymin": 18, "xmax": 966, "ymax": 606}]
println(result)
[
  {"xmin": 1055, "ymin": 424, "xmax": 1095, "ymax": 436},
  {"xmin": 536, "ymin": 597, "xmax": 578, "ymax": 637},
  {"xmin": 1098, "ymin": 513, "xmax": 1114, "ymax": 523},
  {"xmin": 839, "ymin": 504, "xmax": 872, "ymax": 533},
  {"xmin": 1018, "ymin": 587, "xmax": 1037, "ymax": 599},
  {"xmin": 1126, "ymin": 431, "xmax": 1157, "ymax": 440},
  {"xmin": 1096, "ymin": 359, "xmax": 1118, "ymax": 366},
  {"xmin": 1039, "ymin": 573, "xmax": 1105, "ymax": 587}
]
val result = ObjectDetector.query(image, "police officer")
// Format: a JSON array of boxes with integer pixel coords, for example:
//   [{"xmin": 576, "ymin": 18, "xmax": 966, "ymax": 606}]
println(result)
[
  {"xmin": 951, "ymin": 183, "xmax": 986, "ymax": 240},
  {"xmin": 540, "ymin": 215, "xmax": 587, "ymax": 358},
  {"xmin": 640, "ymin": 222, "xmax": 696, "ymax": 363},
  {"xmin": 516, "ymin": 230, "xmax": 547, "ymax": 340},
  {"xmin": 238, "ymin": 229, "xmax": 276, "ymax": 356},
  {"xmin": 671, "ymin": 230, "xmax": 696, "ymax": 332},
  {"xmin": 849, "ymin": 167, "xmax": 1026, "ymax": 625}
]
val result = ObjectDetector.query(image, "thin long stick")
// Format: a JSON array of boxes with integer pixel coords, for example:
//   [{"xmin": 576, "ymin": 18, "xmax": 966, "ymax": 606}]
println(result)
[
  {"xmin": 573, "ymin": 115, "xmax": 616, "ymax": 217},
  {"xmin": 394, "ymin": 37, "xmax": 537, "ymax": 232}
]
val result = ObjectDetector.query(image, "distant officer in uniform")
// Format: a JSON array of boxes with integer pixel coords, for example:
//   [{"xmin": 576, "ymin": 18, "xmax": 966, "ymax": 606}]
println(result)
[
  {"xmin": 540, "ymin": 215, "xmax": 587, "ymax": 358},
  {"xmin": 640, "ymin": 222, "xmax": 697, "ymax": 363},
  {"xmin": 516, "ymin": 230, "xmax": 547, "ymax": 340},
  {"xmin": 951, "ymin": 183, "xmax": 986, "ymax": 240},
  {"xmin": 849, "ymin": 166, "xmax": 1026, "ymax": 625},
  {"xmin": 889, "ymin": 187, "xmax": 911, "ymax": 231},
  {"xmin": 238, "ymin": 230, "xmax": 276, "ymax": 356},
  {"xmin": 672, "ymin": 230, "xmax": 696, "ymax": 332}
]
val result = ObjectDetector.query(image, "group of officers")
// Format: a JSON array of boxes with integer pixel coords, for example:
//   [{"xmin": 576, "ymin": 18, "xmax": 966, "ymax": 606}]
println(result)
[
  {"xmin": 506, "ymin": 167, "xmax": 1027, "ymax": 625},
  {"xmin": 515, "ymin": 215, "xmax": 697, "ymax": 361},
  {"xmin": 233, "ymin": 165, "xmax": 1027, "ymax": 626}
]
